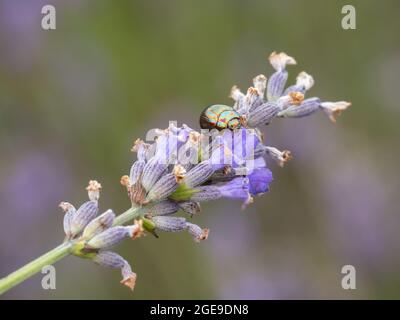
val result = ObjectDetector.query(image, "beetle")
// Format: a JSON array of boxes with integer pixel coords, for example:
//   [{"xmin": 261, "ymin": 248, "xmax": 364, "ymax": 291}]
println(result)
[{"xmin": 199, "ymin": 104, "xmax": 243, "ymax": 131}]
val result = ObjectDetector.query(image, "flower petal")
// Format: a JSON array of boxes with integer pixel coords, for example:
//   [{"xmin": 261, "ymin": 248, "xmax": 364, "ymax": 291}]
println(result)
[{"xmin": 248, "ymin": 167, "xmax": 273, "ymax": 195}]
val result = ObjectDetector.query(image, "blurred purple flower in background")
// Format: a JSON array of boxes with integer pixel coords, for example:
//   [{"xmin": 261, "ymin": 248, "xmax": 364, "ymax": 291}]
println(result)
[
  {"xmin": 0, "ymin": 0, "xmax": 43, "ymax": 71},
  {"xmin": 208, "ymin": 203, "xmax": 309, "ymax": 299},
  {"xmin": 0, "ymin": 150, "xmax": 71, "ymax": 259},
  {"xmin": 278, "ymin": 119, "xmax": 399, "ymax": 274}
]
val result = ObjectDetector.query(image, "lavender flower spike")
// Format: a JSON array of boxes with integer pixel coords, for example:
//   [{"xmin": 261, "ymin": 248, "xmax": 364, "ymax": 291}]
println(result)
[{"xmin": 0, "ymin": 51, "xmax": 350, "ymax": 295}]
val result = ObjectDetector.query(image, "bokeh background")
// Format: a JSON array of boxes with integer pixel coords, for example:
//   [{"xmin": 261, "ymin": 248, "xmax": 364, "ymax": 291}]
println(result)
[{"xmin": 1, "ymin": 0, "xmax": 399, "ymax": 299}]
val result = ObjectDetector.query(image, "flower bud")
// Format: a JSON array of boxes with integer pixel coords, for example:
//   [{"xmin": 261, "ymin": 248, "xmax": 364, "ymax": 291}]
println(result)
[
  {"xmin": 276, "ymin": 95, "xmax": 293, "ymax": 110},
  {"xmin": 245, "ymin": 87, "xmax": 263, "ymax": 112},
  {"xmin": 184, "ymin": 161, "xmax": 215, "ymax": 188},
  {"xmin": 129, "ymin": 160, "xmax": 145, "ymax": 185},
  {"xmin": 152, "ymin": 216, "xmax": 187, "ymax": 232},
  {"xmin": 82, "ymin": 209, "xmax": 115, "ymax": 239},
  {"xmin": 190, "ymin": 185, "xmax": 221, "ymax": 202},
  {"xmin": 247, "ymin": 102, "xmax": 280, "ymax": 127},
  {"xmin": 277, "ymin": 97, "xmax": 320, "ymax": 118},
  {"xmin": 70, "ymin": 200, "xmax": 99, "ymax": 237},
  {"xmin": 177, "ymin": 135, "xmax": 199, "ymax": 170},
  {"xmin": 131, "ymin": 182, "xmax": 147, "ymax": 206},
  {"xmin": 267, "ymin": 70, "xmax": 288, "ymax": 101},
  {"xmin": 253, "ymin": 144, "xmax": 268, "ymax": 158},
  {"xmin": 59, "ymin": 202, "xmax": 76, "ymax": 238},
  {"xmin": 145, "ymin": 200, "xmax": 179, "ymax": 216},
  {"xmin": 146, "ymin": 173, "xmax": 179, "ymax": 202},
  {"xmin": 131, "ymin": 138, "xmax": 150, "ymax": 160},
  {"xmin": 86, "ymin": 225, "xmax": 137, "ymax": 249},
  {"xmin": 141, "ymin": 157, "xmax": 168, "ymax": 191},
  {"xmin": 267, "ymin": 52, "xmax": 296, "ymax": 101}
]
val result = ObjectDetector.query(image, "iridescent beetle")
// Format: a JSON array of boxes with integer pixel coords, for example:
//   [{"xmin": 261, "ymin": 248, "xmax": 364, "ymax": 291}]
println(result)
[{"xmin": 199, "ymin": 104, "xmax": 244, "ymax": 131}]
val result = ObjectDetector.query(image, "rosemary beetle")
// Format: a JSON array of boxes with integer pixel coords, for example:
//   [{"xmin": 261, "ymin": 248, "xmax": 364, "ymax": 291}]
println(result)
[{"xmin": 199, "ymin": 104, "xmax": 243, "ymax": 131}]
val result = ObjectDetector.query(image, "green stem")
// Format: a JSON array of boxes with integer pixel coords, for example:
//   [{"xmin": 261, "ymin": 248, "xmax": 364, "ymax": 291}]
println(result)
[
  {"xmin": 113, "ymin": 206, "xmax": 145, "ymax": 226},
  {"xmin": 0, "ymin": 206, "xmax": 143, "ymax": 295},
  {"xmin": 0, "ymin": 242, "xmax": 72, "ymax": 295}
]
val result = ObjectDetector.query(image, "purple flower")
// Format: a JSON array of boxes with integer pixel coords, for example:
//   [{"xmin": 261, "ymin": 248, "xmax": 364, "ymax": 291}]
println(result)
[
  {"xmin": 218, "ymin": 177, "xmax": 251, "ymax": 203},
  {"xmin": 248, "ymin": 167, "xmax": 273, "ymax": 195}
]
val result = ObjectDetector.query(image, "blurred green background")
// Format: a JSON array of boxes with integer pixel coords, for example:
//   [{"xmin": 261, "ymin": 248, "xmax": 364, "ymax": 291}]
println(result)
[{"xmin": 1, "ymin": 0, "xmax": 400, "ymax": 299}]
